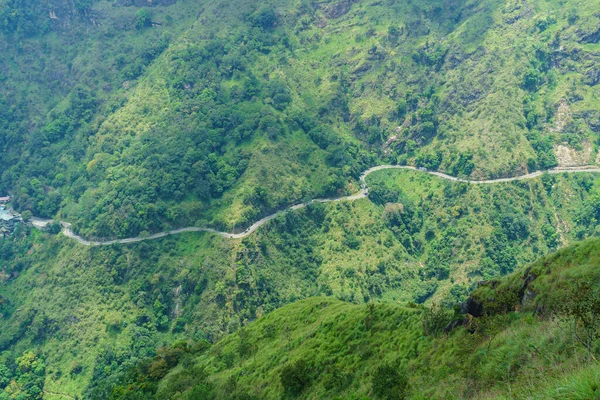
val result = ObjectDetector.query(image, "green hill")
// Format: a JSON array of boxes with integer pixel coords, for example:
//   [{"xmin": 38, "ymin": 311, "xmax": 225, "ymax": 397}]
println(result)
[
  {"xmin": 2, "ymin": 0, "xmax": 600, "ymax": 398},
  {"xmin": 2, "ymin": 0, "xmax": 600, "ymax": 237},
  {"xmin": 100, "ymin": 237, "xmax": 600, "ymax": 399},
  {"xmin": 2, "ymin": 169, "xmax": 600, "ymax": 397}
]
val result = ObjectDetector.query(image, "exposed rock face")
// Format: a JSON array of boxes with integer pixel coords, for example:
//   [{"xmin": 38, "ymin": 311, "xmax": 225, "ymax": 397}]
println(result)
[
  {"xmin": 443, "ymin": 318, "xmax": 468, "ymax": 333},
  {"xmin": 585, "ymin": 67, "xmax": 600, "ymax": 86},
  {"xmin": 117, "ymin": 0, "xmax": 177, "ymax": 6},
  {"xmin": 553, "ymin": 142, "xmax": 594, "ymax": 167},
  {"xmin": 463, "ymin": 297, "xmax": 484, "ymax": 317},
  {"xmin": 579, "ymin": 27, "xmax": 600, "ymax": 44},
  {"xmin": 580, "ymin": 111, "xmax": 600, "ymax": 132},
  {"xmin": 518, "ymin": 268, "xmax": 538, "ymax": 309},
  {"xmin": 549, "ymin": 99, "xmax": 573, "ymax": 133},
  {"xmin": 502, "ymin": 0, "xmax": 534, "ymax": 24},
  {"xmin": 322, "ymin": 0, "xmax": 358, "ymax": 19}
]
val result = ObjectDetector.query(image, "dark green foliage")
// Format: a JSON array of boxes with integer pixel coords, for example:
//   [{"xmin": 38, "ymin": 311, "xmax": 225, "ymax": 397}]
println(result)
[
  {"xmin": 249, "ymin": 8, "xmax": 278, "ymax": 30},
  {"xmin": 136, "ymin": 9, "xmax": 153, "ymax": 29},
  {"xmin": 500, "ymin": 211, "xmax": 530, "ymax": 241},
  {"xmin": 363, "ymin": 302, "xmax": 377, "ymax": 331},
  {"xmin": 397, "ymin": 99, "xmax": 408, "ymax": 120},
  {"xmin": 577, "ymin": 190, "xmax": 600, "ymax": 229},
  {"xmin": 447, "ymin": 152, "xmax": 475, "ymax": 177},
  {"xmin": 482, "ymin": 230, "xmax": 517, "ymax": 274},
  {"xmin": 0, "ymin": 352, "xmax": 45, "ymax": 399},
  {"xmin": 280, "ymin": 359, "xmax": 312, "ymax": 395},
  {"xmin": 413, "ymin": 281, "xmax": 438, "ymax": 303},
  {"xmin": 237, "ymin": 328, "xmax": 255, "ymax": 358},
  {"xmin": 0, "ymin": 0, "xmax": 93, "ymax": 37},
  {"xmin": 527, "ymin": 131, "xmax": 558, "ymax": 170},
  {"xmin": 415, "ymin": 150, "xmax": 442, "ymax": 170},
  {"xmin": 412, "ymin": 42, "xmax": 447, "ymax": 69},
  {"xmin": 523, "ymin": 67, "xmax": 544, "ymax": 92},
  {"xmin": 372, "ymin": 363, "xmax": 408, "ymax": 399}
]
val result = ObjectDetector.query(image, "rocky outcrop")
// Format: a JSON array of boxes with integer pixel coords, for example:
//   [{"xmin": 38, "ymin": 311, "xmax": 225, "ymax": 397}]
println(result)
[
  {"xmin": 322, "ymin": 0, "xmax": 358, "ymax": 19},
  {"xmin": 585, "ymin": 67, "xmax": 600, "ymax": 86},
  {"xmin": 579, "ymin": 111, "xmax": 600, "ymax": 132},
  {"xmin": 579, "ymin": 27, "xmax": 600, "ymax": 44},
  {"xmin": 518, "ymin": 267, "xmax": 538, "ymax": 309},
  {"xmin": 447, "ymin": 268, "xmax": 541, "ymax": 334},
  {"xmin": 116, "ymin": 0, "xmax": 178, "ymax": 6}
]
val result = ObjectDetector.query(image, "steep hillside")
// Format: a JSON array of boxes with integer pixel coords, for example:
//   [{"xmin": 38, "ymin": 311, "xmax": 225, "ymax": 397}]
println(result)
[
  {"xmin": 100, "ymin": 238, "xmax": 600, "ymax": 399},
  {"xmin": 2, "ymin": 0, "xmax": 600, "ymax": 398},
  {"xmin": 2, "ymin": 169, "xmax": 600, "ymax": 397},
  {"xmin": 2, "ymin": 0, "xmax": 600, "ymax": 237}
]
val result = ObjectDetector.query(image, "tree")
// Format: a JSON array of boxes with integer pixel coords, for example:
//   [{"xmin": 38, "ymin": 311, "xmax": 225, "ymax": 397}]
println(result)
[
  {"xmin": 363, "ymin": 302, "xmax": 377, "ymax": 331},
  {"xmin": 422, "ymin": 303, "xmax": 454, "ymax": 336},
  {"xmin": 552, "ymin": 281, "xmax": 600, "ymax": 361},
  {"xmin": 250, "ymin": 8, "xmax": 277, "ymax": 29},
  {"xmin": 135, "ymin": 9, "xmax": 152, "ymax": 29},
  {"xmin": 372, "ymin": 363, "xmax": 408, "ymax": 399},
  {"xmin": 523, "ymin": 68, "xmax": 542, "ymax": 91},
  {"xmin": 280, "ymin": 359, "xmax": 311, "ymax": 395},
  {"xmin": 397, "ymin": 99, "xmax": 407, "ymax": 120},
  {"xmin": 21, "ymin": 210, "xmax": 33, "ymax": 221}
]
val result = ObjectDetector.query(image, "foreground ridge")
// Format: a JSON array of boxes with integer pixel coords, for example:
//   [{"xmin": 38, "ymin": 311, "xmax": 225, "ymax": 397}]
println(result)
[{"xmin": 30, "ymin": 165, "xmax": 600, "ymax": 246}]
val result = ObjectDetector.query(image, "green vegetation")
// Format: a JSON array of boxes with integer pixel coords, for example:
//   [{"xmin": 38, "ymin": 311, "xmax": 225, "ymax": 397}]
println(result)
[
  {"xmin": 2, "ymin": 0, "xmax": 600, "ymax": 398},
  {"xmin": 97, "ymin": 237, "xmax": 600, "ymax": 398},
  {"xmin": 2, "ymin": 0, "xmax": 600, "ymax": 238},
  {"xmin": 2, "ymin": 170, "xmax": 600, "ymax": 397}
]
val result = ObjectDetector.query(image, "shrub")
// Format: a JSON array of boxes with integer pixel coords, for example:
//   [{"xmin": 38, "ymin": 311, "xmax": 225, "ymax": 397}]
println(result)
[
  {"xmin": 422, "ymin": 303, "xmax": 453, "ymax": 336},
  {"xmin": 280, "ymin": 359, "xmax": 312, "ymax": 395},
  {"xmin": 135, "ymin": 9, "xmax": 152, "ymax": 29},
  {"xmin": 372, "ymin": 363, "xmax": 408, "ymax": 399}
]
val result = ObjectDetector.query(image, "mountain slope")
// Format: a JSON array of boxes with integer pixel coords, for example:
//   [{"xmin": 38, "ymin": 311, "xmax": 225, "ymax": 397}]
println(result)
[
  {"xmin": 1, "ymin": 0, "xmax": 600, "ymax": 398},
  {"xmin": 3, "ymin": 0, "xmax": 600, "ymax": 237},
  {"xmin": 2, "ymin": 169, "xmax": 600, "ymax": 397},
  {"xmin": 104, "ymin": 237, "xmax": 600, "ymax": 399}
]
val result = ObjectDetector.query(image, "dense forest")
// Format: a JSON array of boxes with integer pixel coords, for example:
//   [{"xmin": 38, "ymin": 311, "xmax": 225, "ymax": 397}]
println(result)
[{"xmin": 1, "ymin": 0, "xmax": 600, "ymax": 398}]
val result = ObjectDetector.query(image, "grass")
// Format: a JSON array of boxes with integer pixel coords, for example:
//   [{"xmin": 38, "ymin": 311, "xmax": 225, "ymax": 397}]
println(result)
[
  {"xmin": 158, "ymin": 297, "xmax": 426, "ymax": 399},
  {"xmin": 141, "ymin": 237, "xmax": 600, "ymax": 399}
]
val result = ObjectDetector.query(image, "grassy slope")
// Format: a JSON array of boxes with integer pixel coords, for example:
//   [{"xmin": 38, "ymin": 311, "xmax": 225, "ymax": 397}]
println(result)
[
  {"xmin": 2, "ymin": 169, "xmax": 600, "ymax": 396},
  {"xmin": 150, "ymin": 237, "xmax": 600, "ymax": 399},
  {"xmin": 162, "ymin": 297, "xmax": 425, "ymax": 399}
]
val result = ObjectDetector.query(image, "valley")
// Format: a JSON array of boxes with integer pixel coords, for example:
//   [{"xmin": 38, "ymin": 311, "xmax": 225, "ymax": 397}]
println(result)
[{"xmin": 1, "ymin": 0, "xmax": 600, "ymax": 398}]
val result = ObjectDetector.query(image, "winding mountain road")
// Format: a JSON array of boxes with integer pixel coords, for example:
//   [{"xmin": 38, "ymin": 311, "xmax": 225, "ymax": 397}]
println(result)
[{"xmin": 30, "ymin": 165, "xmax": 600, "ymax": 246}]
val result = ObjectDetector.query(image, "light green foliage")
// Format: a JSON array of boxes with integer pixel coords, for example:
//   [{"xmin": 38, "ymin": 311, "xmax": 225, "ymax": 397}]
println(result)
[
  {"xmin": 0, "ymin": 351, "xmax": 45, "ymax": 399},
  {"xmin": 156, "ymin": 298, "xmax": 424, "ymax": 399}
]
